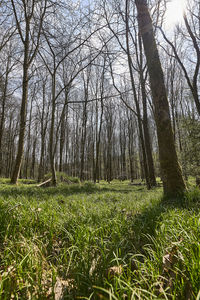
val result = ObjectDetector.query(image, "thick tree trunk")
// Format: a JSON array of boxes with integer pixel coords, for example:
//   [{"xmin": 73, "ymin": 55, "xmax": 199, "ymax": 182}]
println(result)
[{"xmin": 135, "ymin": 0, "xmax": 186, "ymax": 197}]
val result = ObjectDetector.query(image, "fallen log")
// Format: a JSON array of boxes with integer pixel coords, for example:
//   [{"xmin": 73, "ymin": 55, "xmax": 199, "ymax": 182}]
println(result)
[{"xmin": 37, "ymin": 178, "xmax": 52, "ymax": 188}]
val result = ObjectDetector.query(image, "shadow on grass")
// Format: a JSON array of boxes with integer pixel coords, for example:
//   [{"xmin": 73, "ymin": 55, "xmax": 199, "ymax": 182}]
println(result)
[
  {"xmin": 72, "ymin": 190, "xmax": 200, "ymax": 298},
  {"xmin": 63, "ymin": 194, "xmax": 196, "ymax": 299},
  {"xmin": 0, "ymin": 183, "xmax": 99, "ymax": 199},
  {"xmin": 132, "ymin": 188, "xmax": 200, "ymax": 251},
  {"xmin": 0, "ymin": 182, "xmax": 155, "ymax": 200},
  {"xmin": 0, "ymin": 180, "xmax": 199, "ymax": 299}
]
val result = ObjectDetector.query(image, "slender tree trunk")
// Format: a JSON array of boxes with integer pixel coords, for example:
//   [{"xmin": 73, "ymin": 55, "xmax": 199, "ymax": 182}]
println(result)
[
  {"xmin": 135, "ymin": 0, "xmax": 186, "ymax": 197},
  {"xmin": 127, "ymin": 114, "xmax": 135, "ymax": 182},
  {"xmin": 128, "ymin": 137, "xmax": 135, "ymax": 182},
  {"xmin": 11, "ymin": 34, "xmax": 29, "ymax": 184},
  {"xmin": 94, "ymin": 99, "xmax": 104, "ymax": 183},
  {"xmin": 49, "ymin": 71, "xmax": 57, "ymax": 186},
  {"xmin": 59, "ymin": 95, "xmax": 69, "ymax": 173},
  {"xmin": 80, "ymin": 71, "xmax": 90, "ymax": 182},
  {"xmin": 30, "ymin": 136, "xmax": 37, "ymax": 179},
  {"xmin": 24, "ymin": 94, "xmax": 33, "ymax": 179},
  {"xmin": 38, "ymin": 82, "xmax": 49, "ymax": 182},
  {"xmin": 137, "ymin": 32, "xmax": 156, "ymax": 186},
  {"xmin": 140, "ymin": 72, "xmax": 157, "ymax": 186},
  {"xmin": 38, "ymin": 138, "xmax": 45, "ymax": 182},
  {"xmin": 0, "ymin": 56, "xmax": 10, "ymax": 176},
  {"xmin": 59, "ymin": 113, "xmax": 65, "ymax": 172},
  {"xmin": 80, "ymin": 102, "xmax": 88, "ymax": 182},
  {"xmin": 125, "ymin": 1, "xmax": 150, "ymax": 189}
]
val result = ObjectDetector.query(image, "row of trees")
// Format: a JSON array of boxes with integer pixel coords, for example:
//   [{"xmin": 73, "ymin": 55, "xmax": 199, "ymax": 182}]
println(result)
[{"xmin": 0, "ymin": 0, "xmax": 199, "ymax": 197}]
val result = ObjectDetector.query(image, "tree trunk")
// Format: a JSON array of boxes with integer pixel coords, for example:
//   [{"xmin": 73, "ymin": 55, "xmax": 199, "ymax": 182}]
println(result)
[
  {"xmin": 80, "ymin": 103, "xmax": 88, "ymax": 182},
  {"xmin": 59, "ymin": 112, "xmax": 65, "ymax": 173},
  {"xmin": 30, "ymin": 136, "xmax": 37, "ymax": 179},
  {"xmin": 0, "ymin": 56, "xmax": 10, "ymax": 176},
  {"xmin": 135, "ymin": 0, "xmax": 186, "ymax": 197},
  {"xmin": 140, "ymin": 71, "xmax": 156, "ymax": 186},
  {"xmin": 125, "ymin": 1, "xmax": 150, "ymax": 189},
  {"xmin": 24, "ymin": 94, "xmax": 33, "ymax": 179},
  {"xmin": 11, "ymin": 35, "xmax": 29, "ymax": 184},
  {"xmin": 94, "ymin": 103, "xmax": 103, "ymax": 183},
  {"xmin": 49, "ymin": 72, "xmax": 57, "ymax": 186}
]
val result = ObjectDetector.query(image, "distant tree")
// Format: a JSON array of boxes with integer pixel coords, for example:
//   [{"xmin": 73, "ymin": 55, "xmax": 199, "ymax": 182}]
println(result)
[{"xmin": 10, "ymin": 0, "xmax": 47, "ymax": 184}]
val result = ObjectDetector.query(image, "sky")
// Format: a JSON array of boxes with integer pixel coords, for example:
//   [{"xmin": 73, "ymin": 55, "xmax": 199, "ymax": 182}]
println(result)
[{"xmin": 164, "ymin": 0, "xmax": 187, "ymax": 30}]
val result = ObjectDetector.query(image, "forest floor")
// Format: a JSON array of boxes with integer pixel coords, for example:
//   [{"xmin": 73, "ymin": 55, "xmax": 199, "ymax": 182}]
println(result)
[{"xmin": 0, "ymin": 179, "xmax": 199, "ymax": 299}]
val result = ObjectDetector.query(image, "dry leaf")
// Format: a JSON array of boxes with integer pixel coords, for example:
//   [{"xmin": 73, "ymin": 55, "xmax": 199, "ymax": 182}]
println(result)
[
  {"xmin": 54, "ymin": 277, "xmax": 74, "ymax": 300},
  {"xmin": 107, "ymin": 265, "xmax": 123, "ymax": 277},
  {"xmin": 162, "ymin": 253, "xmax": 172, "ymax": 272}
]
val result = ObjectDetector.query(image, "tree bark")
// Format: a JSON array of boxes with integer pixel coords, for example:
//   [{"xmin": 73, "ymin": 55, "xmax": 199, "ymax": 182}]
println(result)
[
  {"xmin": 125, "ymin": 0, "xmax": 151, "ymax": 189},
  {"xmin": 140, "ymin": 70, "xmax": 157, "ymax": 186},
  {"xmin": 38, "ymin": 82, "xmax": 49, "ymax": 182},
  {"xmin": 10, "ymin": 32, "xmax": 29, "ymax": 184},
  {"xmin": 135, "ymin": 0, "xmax": 186, "ymax": 197},
  {"xmin": 49, "ymin": 71, "xmax": 57, "ymax": 186},
  {"xmin": 0, "ymin": 56, "xmax": 10, "ymax": 176}
]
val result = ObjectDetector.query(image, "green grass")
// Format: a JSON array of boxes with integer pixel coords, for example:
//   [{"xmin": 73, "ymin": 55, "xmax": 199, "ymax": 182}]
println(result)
[
  {"xmin": 44, "ymin": 172, "xmax": 80, "ymax": 184},
  {"xmin": 0, "ymin": 180, "xmax": 199, "ymax": 299}
]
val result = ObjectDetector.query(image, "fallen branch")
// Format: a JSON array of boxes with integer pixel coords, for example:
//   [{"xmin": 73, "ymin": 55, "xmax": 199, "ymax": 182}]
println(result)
[{"xmin": 37, "ymin": 178, "xmax": 52, "ymax": 188}]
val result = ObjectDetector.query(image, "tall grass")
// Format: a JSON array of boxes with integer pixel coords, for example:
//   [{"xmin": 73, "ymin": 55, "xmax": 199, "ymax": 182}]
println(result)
[{"xmin": 0, "ymin": 180, "xmax": 199, "ymax": 299}]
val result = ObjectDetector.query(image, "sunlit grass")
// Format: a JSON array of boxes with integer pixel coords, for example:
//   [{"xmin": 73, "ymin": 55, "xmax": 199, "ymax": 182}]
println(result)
[{"xmin": 0, "ymin": 179, "xmax": 199, "ymax": 299}]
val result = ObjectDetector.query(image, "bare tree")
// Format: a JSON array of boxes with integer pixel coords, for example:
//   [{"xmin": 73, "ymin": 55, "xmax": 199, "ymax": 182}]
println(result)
[
  {"xmin": 10, "ymin": 0, "xmax": 47, "ymax": 184},
  {"xmin": 160, "ymin": 1, "xmax": 200, "ymax": 116}
]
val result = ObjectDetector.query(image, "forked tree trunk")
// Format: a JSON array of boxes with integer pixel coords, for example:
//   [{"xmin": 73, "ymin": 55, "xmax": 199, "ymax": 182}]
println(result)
[{"xmin": 135, "ymin": 0, "xmax": 186, "ymax": 197}]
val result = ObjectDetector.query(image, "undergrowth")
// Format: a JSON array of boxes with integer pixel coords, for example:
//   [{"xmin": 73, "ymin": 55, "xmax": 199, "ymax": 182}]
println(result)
[
  {"xmin": 0, "ymin": 180, "xmax": 199, "ymax": 299},
  {"xmin": 44, "ymin": 172, "xmax": 80, "ymax": 184}
]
